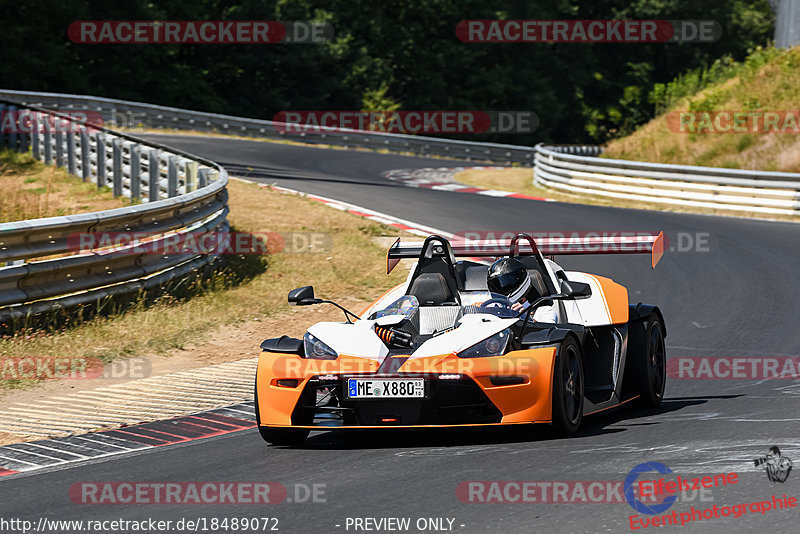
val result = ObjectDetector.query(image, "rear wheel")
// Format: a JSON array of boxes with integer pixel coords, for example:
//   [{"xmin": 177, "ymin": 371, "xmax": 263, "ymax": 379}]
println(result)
[
  {"xmin": 630, "ymin": 316, "xmax": 666, "ymax": 407},
  {"xmin": 254, "ymin": 379, "xmax": 309, "ymax": 446},
  {"xmin": 551, "ymin": 337, "xmax": 584, "ymax": 435}
]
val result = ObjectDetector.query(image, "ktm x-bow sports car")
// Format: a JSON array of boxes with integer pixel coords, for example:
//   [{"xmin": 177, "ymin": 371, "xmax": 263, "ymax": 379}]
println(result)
[{"xmin": 255, "ymin": 233, "xmax": 666, "ymax": 445}]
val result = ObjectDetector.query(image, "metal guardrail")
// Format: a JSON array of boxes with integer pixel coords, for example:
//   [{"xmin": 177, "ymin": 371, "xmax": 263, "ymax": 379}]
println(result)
[
  {"xmin": 0, "ymin": 89, "xmax": 539, "ymax": 165},
  {"xmin": 535, "ymin": 145, "xmax": 800, "ymax": 216},
  {"xmin": 773, "ymin": 0, "xmax": 800, "ymax": 49},
  {"xmin": 8, "ymin": 89, "xmax": 792, "ymax": 216},
  {"xmin": 0, "ymin": 99, "xmax": 229, "ymax": 322}
]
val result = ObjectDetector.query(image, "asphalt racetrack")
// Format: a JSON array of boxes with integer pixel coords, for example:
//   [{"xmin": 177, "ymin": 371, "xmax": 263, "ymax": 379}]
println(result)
[{"xmin": 3, "ymin": 134, "xmax": 799, "ymax": 533}]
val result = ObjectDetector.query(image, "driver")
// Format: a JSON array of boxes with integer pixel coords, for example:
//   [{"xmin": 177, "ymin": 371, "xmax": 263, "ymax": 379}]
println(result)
[{"xmin": 487, "ymin": 257, "xmax": 557, "ymax": 322}]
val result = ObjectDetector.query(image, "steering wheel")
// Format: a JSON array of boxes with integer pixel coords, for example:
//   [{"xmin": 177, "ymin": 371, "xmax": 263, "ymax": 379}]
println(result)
[{"xmin": 479, "ymin": 298, "xmax": 510, "ymax": 309}]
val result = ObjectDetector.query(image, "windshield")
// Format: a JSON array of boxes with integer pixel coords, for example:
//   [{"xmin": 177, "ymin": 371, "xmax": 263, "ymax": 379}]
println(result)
[
  {"xmin": 374, "ymin": 295, "xmax": 420, "ymax": 319},
  {"xmin": 374, "ymin": 292, "xmax": 518, "ymax": 323}
]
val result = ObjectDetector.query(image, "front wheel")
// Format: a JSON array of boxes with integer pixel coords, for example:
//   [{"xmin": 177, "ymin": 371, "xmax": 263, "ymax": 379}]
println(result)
[
  {"xmin": 254, "ymin": 379, "xmax": 309, "ymax": 446},
  {"xmin": 551, "ymin": 337, "xmax": 584, "ymax": 435},
  {"xmin": 257, "ymin": 426, "xmax": 309, "ymax": 446}
]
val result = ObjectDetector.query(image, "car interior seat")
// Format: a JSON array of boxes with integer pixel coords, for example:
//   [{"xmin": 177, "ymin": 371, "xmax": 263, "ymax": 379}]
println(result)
[{"xmin": 407, "ymin": 272, "xmax": 457, "ymax": 306}]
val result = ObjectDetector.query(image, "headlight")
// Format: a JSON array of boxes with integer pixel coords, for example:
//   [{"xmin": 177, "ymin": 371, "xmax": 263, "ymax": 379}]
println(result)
[
  {"xmin": 457, "ymin": 329, "xmax": 511, "ymax": 358},
  {"xmin": 303, "ymin": 332, "xmax": 338, "ymax": 360}
]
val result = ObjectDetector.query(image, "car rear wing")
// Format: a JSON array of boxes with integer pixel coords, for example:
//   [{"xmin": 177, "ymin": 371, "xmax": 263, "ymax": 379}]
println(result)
[{"xmin": 386, "ymin": 232, "xmax": 664, "ymax": 273}]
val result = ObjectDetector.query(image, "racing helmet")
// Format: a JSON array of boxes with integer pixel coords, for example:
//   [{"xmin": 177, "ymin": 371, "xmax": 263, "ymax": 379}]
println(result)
[{"xmin": 487, "ymin": 257, "xmax": 531, "ymax": 302}]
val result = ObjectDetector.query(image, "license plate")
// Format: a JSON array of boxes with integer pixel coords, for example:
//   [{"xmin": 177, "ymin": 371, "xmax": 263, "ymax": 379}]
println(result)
[{"xmin": 346, "ymin": 378, "xmax": 424, "ymax": 399}]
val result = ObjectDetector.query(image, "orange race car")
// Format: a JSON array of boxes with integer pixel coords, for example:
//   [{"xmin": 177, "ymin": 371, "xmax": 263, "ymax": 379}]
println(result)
[{"xmin": 255, "ymin": 233, "xmax": 666, "ymax": 445}]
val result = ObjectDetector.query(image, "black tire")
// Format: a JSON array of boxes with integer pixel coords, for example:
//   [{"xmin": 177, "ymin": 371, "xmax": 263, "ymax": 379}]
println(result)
[
  {"xmin": 254, "ymin": 379, "xmax": 309, "ymax": 446},
  {"xmin": 630, "ymin": 316, "xmax": 666, "ymax": 407},
  {"xmin": 258, "ymin": 426, "xmax": 309, "ymax": 447},
  {"xmin": 551, "ymin": 337, "xmax": 584, "ymax": 435}
]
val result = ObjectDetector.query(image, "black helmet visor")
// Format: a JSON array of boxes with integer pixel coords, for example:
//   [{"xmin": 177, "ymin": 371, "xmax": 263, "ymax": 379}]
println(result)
[{"xmin": 487, "ymin": 270, "xmax": 525, "ymax": 295}]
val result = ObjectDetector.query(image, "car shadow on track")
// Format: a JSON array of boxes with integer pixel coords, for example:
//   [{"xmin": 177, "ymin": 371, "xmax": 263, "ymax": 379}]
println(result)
[{"xmin": 283, "ymin": 394, "xmax": 743, "ymax": 450}]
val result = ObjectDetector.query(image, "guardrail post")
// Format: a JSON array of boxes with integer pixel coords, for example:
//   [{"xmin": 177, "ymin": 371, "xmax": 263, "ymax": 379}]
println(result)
[
  {"xmin": 167, "ymin": 155, "xmax": 178, "ymax": 197},
  {"xmin": 18, "ymin": 110, "xmax": 30, "ymax": 153},
  {"xmin": 198, "ymin": 168, "xmax": 209, "ymax": 188},
  {"xmin": 31, "ymin": 116, "xmax": 40, "ymax": 160},
  {"xmin": 19, "ymin": 127, "xmax": 29, "ymax": 153},
  {"xmin": 185, "ymin": 161, "xmax": 198, "ymax": 192},
  {"xmin": 148, "ymin": 149, "xmax": 159, "ymax": 202},
  {"xmin": 0, "ymin": 104, "xmax": 5, "ymax": 149},
  {"xmin": 7, "ymin": 105, "xmax": 18, "ymax": 152},
  {"xmin": 55, "ymin": 131, "xmax": 64, "ymax": 167},
  {"xmin": 130, "ymin": 144, "xmax": 141, "ymax": 200},
  {"xmin": 44, "ymin": 129, "xmax": 53, "ymax": 165},
  {"xmin": 80, "ymin": 132, "xmax": 90, "ymax": 182},
  {"xmin": 112, "ymin": 138, "xmax": 123, "ymax": 197},
  {"xmin": 67, "ymin": 132, "xmax": 77, "ymax": 175},
  {"xmin": 96, "ymin": 133, "xmax": 106, "ymax": 189}
]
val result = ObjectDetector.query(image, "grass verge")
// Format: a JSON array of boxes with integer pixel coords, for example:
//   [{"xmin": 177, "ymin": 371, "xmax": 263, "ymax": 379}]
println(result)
[
  {"xmin": 0, "ymin": 149, "xmax": 125, "ymax": 223},
  {"xmin": 455, "ymin": 47, "xmax": 800, "ymax": 222},
  {"xmin": 604, "ymin": 47, "xmax": 800, "ymax": 173}
]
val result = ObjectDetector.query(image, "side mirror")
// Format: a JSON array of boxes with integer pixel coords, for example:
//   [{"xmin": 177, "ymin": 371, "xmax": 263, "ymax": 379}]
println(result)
[
  {"xmin": 287, "ymin": 287, "xmax": 360, "ymax": 322},
  {"xmin": 288, "ymin": 286, "xmax": 319, "ymax": 306},
  {"xmin": 560, "ymin": 280, "xmax": 592, "ymax": 299}
]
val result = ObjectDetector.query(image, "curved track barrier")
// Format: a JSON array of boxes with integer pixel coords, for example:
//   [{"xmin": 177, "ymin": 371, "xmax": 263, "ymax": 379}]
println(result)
[
  {"xmin": 534, "ymin": 145, "xmax": 800, "ymax": 216},
  {"xmin": 0, "ymin": 99, "xmax": 229, "ymax": 322},
  {"xmin": 0, "ymin": 89, "xmax": 537, "ymax": 165}
]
